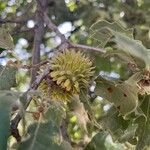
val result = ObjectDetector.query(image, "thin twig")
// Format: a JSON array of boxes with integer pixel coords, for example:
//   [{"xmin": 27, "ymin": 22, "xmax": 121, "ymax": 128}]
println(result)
[
  {"xmin": 69, "ymin": 43, "xmax": 106, "ymax": 53},
  {"xmin": 43, "ymin": 13, "xmax": 106, "ymax": 53},
  {"xmin": 19, "ymin": 60, "xmax": 49, "ymax": 69},
  {"xmin": 44, "ymin": 13, "xmax": 67, "ymax": 44}
]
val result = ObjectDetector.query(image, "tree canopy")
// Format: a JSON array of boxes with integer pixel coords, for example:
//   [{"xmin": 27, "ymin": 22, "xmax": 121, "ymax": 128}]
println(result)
[{"xmin": 0, "ymin": 0, "xmax": 150, "ymax": 149}]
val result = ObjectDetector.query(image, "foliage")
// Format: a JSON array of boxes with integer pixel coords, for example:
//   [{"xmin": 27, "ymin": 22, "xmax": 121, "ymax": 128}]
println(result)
[
  {"xmin": 0, "ymin": 91, "xmax": 19, "ymax": 149},
  {"xmin": 0, "ymin": 65, "xmax": 17, "ymax": 90},
  {"xmin": 0, "ymin": 0, "xmax": 150, "ymax": 150},
  {"xmin": 16, "ymin": 121, "xmax": 73, "ymax": 150}
]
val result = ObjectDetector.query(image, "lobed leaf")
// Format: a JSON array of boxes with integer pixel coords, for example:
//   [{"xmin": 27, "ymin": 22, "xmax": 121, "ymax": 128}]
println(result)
[
  {"xmin": 90, "ymin": 20, "xmax": 150, "ymax": 70},
  {"xmin": 95, "ymin": 73, "xmax": 141, "ymax": 115},
  {"xmin": 90, "ymin": 20, "xmax": 133, "ymax": 47}
]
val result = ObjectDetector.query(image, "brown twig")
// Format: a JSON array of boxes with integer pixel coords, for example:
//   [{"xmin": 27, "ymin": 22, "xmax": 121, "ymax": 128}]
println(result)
[
  {"xmin": 69, "ymin": 43, "xmax": 106, "ymax": 53},
  {"xmin": 43, "ymin": 12, "xmax": 106, "ymax": 53},
  {"xmin": 44, "ymin": 13, "xmax": 67, "ymax": 44},
  {"xmin": 20, "ymin": 60, "xmax": 49, "ymax": 69}
]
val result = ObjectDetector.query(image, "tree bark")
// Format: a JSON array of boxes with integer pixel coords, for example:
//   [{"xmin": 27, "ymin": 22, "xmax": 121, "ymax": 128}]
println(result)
[{"xmin": 30, "ymin": 0, "xmax": 47, "ymax": 83}]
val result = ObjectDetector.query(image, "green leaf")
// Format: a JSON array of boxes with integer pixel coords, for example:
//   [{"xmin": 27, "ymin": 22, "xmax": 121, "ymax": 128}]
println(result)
[
  {"xmin": 134, "ymin": 96, "xmax": 150, "ymax": 150},
  {"xmin": 104, "ymin": 49, "xmax": 145, "ymax": 69},
  {"xmin": 118, "ymin": 124, "xmax": 138, "ymax": 143},
  {"xmin": 0, "ymin": 90, "xmax": 19, "ymax": 150},
  {"xmin": 0, "ymin": 65, "xmax": 17, "ymax": 90},
  {"xmin": 90, "ymin": 52, "xmax": 111, "ymax": 75},
  {"xmin": 99, "ymin": 107, "xmax": 129, "ymax": 141},
  {"xmin": 90, "ymin": 20, "xmax": 150, "ymax": 70},
  {"xmin": 17, "ymin": 121, "xmax": 73, "ymax": 150},
  {"xmin": 84, "ymin": 131, "xmax": 125, "ymax": 150},
  {"xmin": 112, "ymin": 31, "xmax": 150, "ymax": 70},
  {"xmin": 84, "ymin": 131, "xmax": 108, "ymax": 150},
  {"xmin": 95, "ymin": 74, "xmax": 140, "ymax": 115},
  {"xmin": 90, "ymin": 20, "xmax": 133, "ymax": 47},
  {"xmin": 0, "ymin": 27, "xmax": 14, "ymax": 50},
  {"xmin": 44, "ymin": 101, "xmax": 66, "ymax": 127}
]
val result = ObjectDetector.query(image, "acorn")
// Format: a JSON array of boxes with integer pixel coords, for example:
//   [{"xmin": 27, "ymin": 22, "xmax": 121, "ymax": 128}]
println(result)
[{"xmin": 39, "ymin": 50, "xmax": 95, "ymax": 101}]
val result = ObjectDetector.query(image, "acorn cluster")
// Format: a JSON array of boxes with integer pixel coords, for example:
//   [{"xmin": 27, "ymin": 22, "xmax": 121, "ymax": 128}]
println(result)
[{"xmin": 39, "ymin": 50, "xmax": 95, "ymax": 102}]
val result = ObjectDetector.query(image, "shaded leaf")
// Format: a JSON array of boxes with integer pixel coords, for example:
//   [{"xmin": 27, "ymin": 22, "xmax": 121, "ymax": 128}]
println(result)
[
  {"xmin": 0, "ymin": 65, "xmax": 17, "ymax": 90},
  {"xmin": 134, "ymin": 96, "xmax": 150, "ymax": 150},
  {"xmin": 17, "ymin": 121, "xmax": 73, "ymax": 150},
  {"xmin": 118, "ymin": 124, "xmax": 138, "ymax": 143},
  {"xmin": 44, "ymin": 101, "xmax": 66, "ymax": 127},
  {"xmin": 99, "ymin": 106, "xmax": 129, "ymax": 141},
  {"xmin": 90, "ymin": 51, "xmax": 111, "ymax": 75},
  {"xmin": 104, "ymin": 49, "xmax": 145, "ymax": 69},
  {"xmin": 84, "ymin": 131, "xmax": 125, "ymax": 150},
  {"xmin": 0, "ymin": 91, "xmax": 19, "ymax": 150},
  {"xmin": 84, "ymin": 131, "xmax": 108, "ymax": 150},
  {"xmin": 79, "ymin": 90, "xmax": 101, "ymax": 129},
  {"xmin": 0, "ymin": 27, "xmax": 14, "ymax": 50}
]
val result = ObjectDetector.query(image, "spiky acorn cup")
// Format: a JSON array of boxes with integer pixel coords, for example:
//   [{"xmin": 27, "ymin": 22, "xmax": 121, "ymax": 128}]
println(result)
[{"xmin": 39, "ymin": 50, "xmax": 95, "ymax": 102}]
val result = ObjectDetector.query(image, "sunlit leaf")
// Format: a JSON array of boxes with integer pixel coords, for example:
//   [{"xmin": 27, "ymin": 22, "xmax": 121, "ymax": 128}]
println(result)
[
  {"xmin": 95, "ymin": 73, "xmax": 141, "ymax": 115},
  {"xmin": 90, "ymin": 20, "xmax": 150, "ymax": 70},
  {"xmin": 68, "ymin": 95, "xmax": 90, "ymax": 132},
  {"xmin": 112, "ymin": 31, "xmax": 150, "ymax": 70}
]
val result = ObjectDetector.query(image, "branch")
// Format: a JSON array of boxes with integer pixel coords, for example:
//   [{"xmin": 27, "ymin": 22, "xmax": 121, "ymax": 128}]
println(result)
[
  {"xmin": 0, "ymin": 18, "xmax": 27, "ymax": 24},
  {"xmin": 69, "ymin": 43, "xmax": 106, "ymax": 53},
  {"xmin": 44, "ymin": 13, "xmax": 67, "ymax": 44},
  {"xmin": 43, "ymin": 13, "xmax": 106, "ymax": 53},
  {"xmin": 11, "ymin": 0, "xmax": 48, "ymax": 141},
  {"xmin": 30, "ymin": 0, "xmax": 47, "ymax": 83}
]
